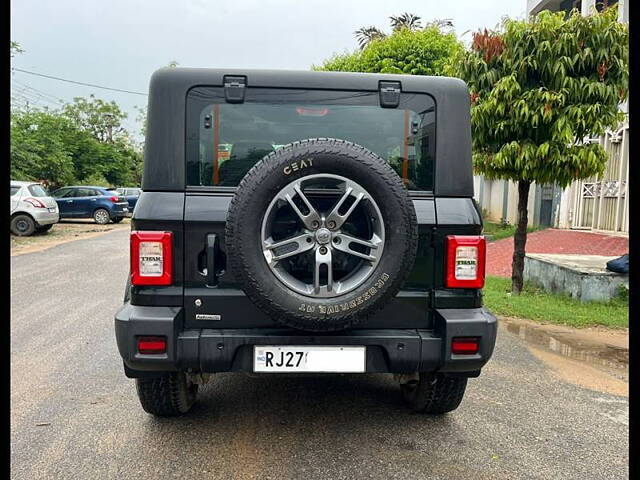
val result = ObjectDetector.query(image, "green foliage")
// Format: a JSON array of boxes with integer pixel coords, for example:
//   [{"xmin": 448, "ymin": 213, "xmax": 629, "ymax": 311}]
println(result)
[
  {"xmin": 316, "ymin": 26, "xmax": 462, "ymax": 76},
  {"xmin": 10, "ymin": 41, "xmax": 24, "ymax": 57},
  {"xmin": 63, "ymin": 95, "xmax": 129, "ymax": 143},
  {"xmin": 389, "ymin": 13, "xmax": 422, "ymax": 32},
  {"xmin": 453, "ymin": 8, "xmax": 628, "ymax": 187},
  {"xmin": 10, "ymin": 110, "xmax": 77, "ymax": 188},
  {"xmin": 83, "ymin": 172, "xmax": 111, "ymax": 187},
  {"xmin": 11, "ymin": 96, "xmax": 142, "ymax": 190},
  {"xmin": 483, "ymin": 276, "xmax": 628, "ymax": 329},
  {"xmin": 482, "ymin": 221, "xmax": 540, "ymax": 242}
]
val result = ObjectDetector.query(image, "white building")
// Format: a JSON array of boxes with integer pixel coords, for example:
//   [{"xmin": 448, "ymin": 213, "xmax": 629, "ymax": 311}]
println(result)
[{"xmin": 475, "ymin": 0, "xmax": 628, "ymax": 234}]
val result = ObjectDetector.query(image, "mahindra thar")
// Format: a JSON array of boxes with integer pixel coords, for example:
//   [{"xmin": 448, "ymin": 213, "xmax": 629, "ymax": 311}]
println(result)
[{"xmin": 115, "ymin": 68, "xmax": 497, "ymax": 416}]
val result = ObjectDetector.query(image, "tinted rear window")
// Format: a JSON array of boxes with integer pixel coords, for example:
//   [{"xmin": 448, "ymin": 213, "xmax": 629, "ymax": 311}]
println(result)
[
  {"xmin": 28, "ymin": 184, "xmax": 48, "ymax": 197},
  {"xmin": 186, "ymin": 88, "xmax": 435, "ymax": 191}
]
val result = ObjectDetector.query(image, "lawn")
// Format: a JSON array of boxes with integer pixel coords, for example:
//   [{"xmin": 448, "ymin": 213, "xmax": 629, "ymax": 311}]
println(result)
[
  {"xmin": 483, "ymin": 275, "xmax": 629, "ymax": 329},
  {"xmin": 482, "ymin": 221, "xmax": 540, "ymax": 242}
]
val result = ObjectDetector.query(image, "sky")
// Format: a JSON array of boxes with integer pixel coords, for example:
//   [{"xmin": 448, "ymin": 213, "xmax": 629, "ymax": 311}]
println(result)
[{"xmin": 10, "ymin": 0, "xmax": 526, "ymax": 139}]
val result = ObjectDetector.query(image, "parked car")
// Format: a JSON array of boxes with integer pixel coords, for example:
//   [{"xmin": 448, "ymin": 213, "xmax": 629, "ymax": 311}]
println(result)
[
  {"xmin": 115, "ymin": 68, "xmax": 497, "ymax": 417},
  {"xmin": 10, "ymin": 180, "xmax": 60, "ymax": 236},
  {"xmin": 115, "ymin": 187, "xmax": 141, "ymax": 212},
  {"xmin": 51, "ymin": 186, "xmax": 129, "ymax": 224}
]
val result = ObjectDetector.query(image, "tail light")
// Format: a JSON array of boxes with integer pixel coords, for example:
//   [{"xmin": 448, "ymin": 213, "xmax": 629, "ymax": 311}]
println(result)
[
  {"xmin": 445, "ymin": 235, "xmax": 486, "ymax": 288},
  {"xmin": 130, "ymin": 231, "xmax": 173, "ymax": 285},
  {"xmin": 24, "ymin": 197, "xmax": 46, "ymax": 208},
  {"xmin": 137, "ymin": 336, "xmax": 167, "ymax": 354},
  {"xmin": 110, "ymin": 196, "xmax": 120, "ymax": 203}
]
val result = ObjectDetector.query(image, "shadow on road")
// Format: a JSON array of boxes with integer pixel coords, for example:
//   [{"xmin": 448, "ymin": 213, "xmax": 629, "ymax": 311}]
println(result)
[{"xmin": 140, "ymin": 373, "xmax": 456, "ymax": 435}]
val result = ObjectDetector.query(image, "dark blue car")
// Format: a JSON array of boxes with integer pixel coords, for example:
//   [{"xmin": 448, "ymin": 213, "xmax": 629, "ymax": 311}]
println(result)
[{"xmin": 51, "ymin": 186, "xmax": 129, "ymax": 224}]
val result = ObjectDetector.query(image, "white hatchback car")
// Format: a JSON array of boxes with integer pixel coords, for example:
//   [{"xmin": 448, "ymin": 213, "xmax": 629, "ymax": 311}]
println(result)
[{"xmin": 10, "ymin": 180, "xmax": 60, "ymax": 236}]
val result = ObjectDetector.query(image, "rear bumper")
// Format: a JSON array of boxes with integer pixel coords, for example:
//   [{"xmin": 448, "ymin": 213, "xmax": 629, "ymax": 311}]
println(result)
[
  {"xmin": 115, "ymin": 304, "xmax": 497, "ymax": 376},
  {"xmin": 110, "ymin": 204, "xmax": 129, "ymax": 217},
  {"xmin": 32, "ymin": 210, "xmax": 59, "ymax": 225}
]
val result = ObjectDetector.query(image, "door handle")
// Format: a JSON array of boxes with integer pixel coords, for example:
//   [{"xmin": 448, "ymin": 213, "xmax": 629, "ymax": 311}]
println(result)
[
  {"xmin": 66, "ymin": 200, "xmax": 73, "ymax": 203},
  {"xmin": 91, "ymin": 199, "xmax": 96, "ymax": 201},
  {"xmin": 206, "ymin": 234, "xmax": 219, "ymax": 287}
]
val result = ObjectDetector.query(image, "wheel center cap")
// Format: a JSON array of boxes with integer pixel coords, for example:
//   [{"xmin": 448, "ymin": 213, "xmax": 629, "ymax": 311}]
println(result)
[{"xmin": 315, "ymin": 228, "xmax": 331, "ymax": 244}]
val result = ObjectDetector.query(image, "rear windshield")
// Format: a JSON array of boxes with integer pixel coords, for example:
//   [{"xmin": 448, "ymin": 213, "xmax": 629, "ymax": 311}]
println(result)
[
  {"xmin": 28, "ymin": 184, "xmax": 48, "ymax": 197},
  {"xmin": 186, "ymin": 88, "xmax": 435, "ymax": 191}
]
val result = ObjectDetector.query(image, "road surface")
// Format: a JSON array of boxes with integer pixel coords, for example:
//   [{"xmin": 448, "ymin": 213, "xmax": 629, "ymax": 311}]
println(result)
[{"xmin": 10, "ymin": 229, "xmax": 629, "ymax": 479}]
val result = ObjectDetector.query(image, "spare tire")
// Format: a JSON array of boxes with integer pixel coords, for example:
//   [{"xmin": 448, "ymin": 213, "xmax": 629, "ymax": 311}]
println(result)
[{"xmin": 225, "ymin": 138, "xmax": 418, "ymax": 332}]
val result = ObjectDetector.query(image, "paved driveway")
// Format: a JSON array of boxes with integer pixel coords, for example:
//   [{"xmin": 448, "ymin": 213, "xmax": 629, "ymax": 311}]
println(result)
[
  {"xmin": 487, "ymin": 229, "xmax": 629, "ymax": 277},
  {"xmin": 10, "ymin": 229, "xmax": 628, "ymax": 479}
]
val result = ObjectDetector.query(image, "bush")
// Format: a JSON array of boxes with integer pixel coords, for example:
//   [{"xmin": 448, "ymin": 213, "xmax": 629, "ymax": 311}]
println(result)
[{"xmin": 315, "ymin": 26, "xmax": 462, "ymax": 76}]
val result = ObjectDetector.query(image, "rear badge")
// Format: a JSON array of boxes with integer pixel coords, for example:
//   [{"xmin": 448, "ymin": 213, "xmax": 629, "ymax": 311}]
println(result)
[{"xmin": 196, "ymin": 314, "xmax": 221, "ymax": 321}]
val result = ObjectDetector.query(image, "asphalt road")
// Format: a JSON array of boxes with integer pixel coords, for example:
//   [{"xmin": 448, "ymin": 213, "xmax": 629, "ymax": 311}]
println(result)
[{"xmin": 11, "ymin": 229, "xmax": 629, "ymax": 480}]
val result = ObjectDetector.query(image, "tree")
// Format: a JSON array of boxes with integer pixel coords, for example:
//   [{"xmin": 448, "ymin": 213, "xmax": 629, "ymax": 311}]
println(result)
[
  {"xmin": 10, "ymin": 41, "xmax": 24, "ymax": 57},
  {"xmin": 354, "ymin": 26, "xmax": 386, "ymax": 50},
  {"xmin": 352, "ymin": 13, "xmax": 453, "ymax": 49},
  {"xmin": 10, "ymin": 110, "xmax": 77, "ymax": 188},
  {"xmin": 318, "ymin": 23, "xmax": 462, "ymax": 75},
  {"xmin": 63, "ymin": 95, "xmax": 129, "ymax": 143},
  {"xmin": 11, "ymin": 96, "xmax": 143, "ymax": 189},
  {"xmin": 390, "ymin": 13, "xmax": 422, "ymax": 32},
  {"xmin": 453, "ymin": 8, "xmax": 628, "ymax": 293}
]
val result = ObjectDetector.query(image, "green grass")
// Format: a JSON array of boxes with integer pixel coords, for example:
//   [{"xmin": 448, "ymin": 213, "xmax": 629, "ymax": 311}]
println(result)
[
  {"xmin": 483, "ymin": 276, "xmax": 629, "ymax": 329},
  {"xmin": 482, "ymin": 221, "xmax": 540, "ymax": 242}
]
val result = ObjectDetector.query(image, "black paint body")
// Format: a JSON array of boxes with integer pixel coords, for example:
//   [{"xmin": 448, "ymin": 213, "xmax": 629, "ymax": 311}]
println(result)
[{"xmin": 115, "ymin": 68, "xmax": 497, "ymax": 376}]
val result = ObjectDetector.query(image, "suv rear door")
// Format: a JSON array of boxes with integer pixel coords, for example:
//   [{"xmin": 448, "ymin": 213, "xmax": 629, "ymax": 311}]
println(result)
[{"xmin": 182, "ymin": 85, "xmax": 437, "ymax": 330}]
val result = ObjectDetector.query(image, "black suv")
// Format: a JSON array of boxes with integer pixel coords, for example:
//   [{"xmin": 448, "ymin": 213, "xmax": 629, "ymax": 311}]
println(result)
[{"xmin": 115, "ymin": 68, "xmax": 497, "ymax": 416}]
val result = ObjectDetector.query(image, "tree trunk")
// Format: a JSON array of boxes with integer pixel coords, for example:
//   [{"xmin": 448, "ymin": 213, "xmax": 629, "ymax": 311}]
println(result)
[{"xmin": 511, "ymin": 180, "xmax": 531, "ymax": 294}]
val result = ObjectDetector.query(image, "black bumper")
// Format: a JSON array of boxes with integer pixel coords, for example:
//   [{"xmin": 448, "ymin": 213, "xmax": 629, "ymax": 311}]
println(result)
[{"xmin": 115, "ymin": 304, "xmax": 497, "ymax": 377}]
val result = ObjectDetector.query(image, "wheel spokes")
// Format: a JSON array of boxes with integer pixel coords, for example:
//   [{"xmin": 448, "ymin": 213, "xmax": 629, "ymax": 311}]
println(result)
[
  {"xmin": 263, "ymin": 233, "xmax": 315, "ymax": 263},
  {"xmin": 326, "ymin": 185, "xmax": 367, "ymax": 230},
  {"xmin": 332, "ymin": 233, "xmax": 382, "ymax": 263},
  {"xmin": 281, "ymin": 183, "xmax": 321, "ymax": 230},
  {"xmin": 314, "ymin": 247, "xmax": 333, "ymax": 294},
  {"xmin": 261, "ymin": 174, "xmax": 385, "ymax": 298}
]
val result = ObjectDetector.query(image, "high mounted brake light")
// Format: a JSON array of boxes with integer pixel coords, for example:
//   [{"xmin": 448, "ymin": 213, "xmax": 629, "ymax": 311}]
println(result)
[
  {"xmin": 445, "ymin": 235, "xmax": 486, "ymax": 288},
  {"xmin": 130, "ymin": 231, "xmax": 173, "ymax": 286},
  {"xmin": 296, "ymin": 107, "xmax": 329, "ymax": 116}
]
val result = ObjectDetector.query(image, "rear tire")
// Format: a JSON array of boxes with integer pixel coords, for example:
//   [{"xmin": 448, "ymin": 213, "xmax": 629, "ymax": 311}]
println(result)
[
  {"xmin": 93, "ymin": 208, "xmax": 111, "ymax": 224},
  {"xmin": 135, "ymin": 372, "xmax": 198, "ymax": 416},
  {"xmin": 11, "ymin": 215, "xmax": 36, "ymax": 236},
  {"xmin": 400, "ymin": 373, "xmax": 467, "ymax": 414}
]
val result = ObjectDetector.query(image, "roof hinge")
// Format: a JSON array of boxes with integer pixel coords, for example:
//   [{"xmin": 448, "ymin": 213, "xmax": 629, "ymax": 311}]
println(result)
[
  {"xmin": 224, "ymin": 75, "xmax": 247, "ymax": 103},
  {"xmin": 379, "ymin": 81, "xmax": 401, "ymax": 108}
]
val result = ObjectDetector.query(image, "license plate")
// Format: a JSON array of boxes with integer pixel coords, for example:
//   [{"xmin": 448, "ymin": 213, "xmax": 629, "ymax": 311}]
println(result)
[
  {"xmin": 254, "ymin": 346, "xmax": 366, "ymax": 373},
  {"xmin": 123, "ymin": 208, "xmax": 128, "ymax": 212}
]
